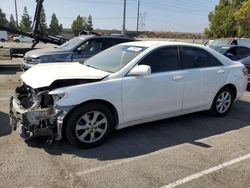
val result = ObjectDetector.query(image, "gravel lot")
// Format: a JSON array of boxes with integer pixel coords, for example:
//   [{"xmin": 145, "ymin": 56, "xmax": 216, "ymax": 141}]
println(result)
[{"xmin": 0, "ymin": 42, "xmax": 250, "ymax": 188}]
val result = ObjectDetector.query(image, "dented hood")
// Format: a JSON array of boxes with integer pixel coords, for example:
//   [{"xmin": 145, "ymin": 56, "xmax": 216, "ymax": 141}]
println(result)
[{"xmin": 21, "ymin": 62, "xmax": 109, "ymax": 89}]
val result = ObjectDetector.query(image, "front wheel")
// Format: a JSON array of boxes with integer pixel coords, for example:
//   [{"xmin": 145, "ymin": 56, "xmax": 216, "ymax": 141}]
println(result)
[
  {"xmin": 1, "ymin": 39, "xmax": 5, "ymax": 42},
  {"xmin": 209, "ymin": 87, "xmax": 234, "ymax": 117},
  {"xmin": 65, "ymin": 102, "xmax": 114, "ymax": 148}
]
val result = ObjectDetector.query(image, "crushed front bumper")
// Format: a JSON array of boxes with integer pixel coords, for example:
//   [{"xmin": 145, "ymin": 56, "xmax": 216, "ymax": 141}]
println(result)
[{"xmin": 9, "ymin": 96, "xmax": 72, "ymax": 140}]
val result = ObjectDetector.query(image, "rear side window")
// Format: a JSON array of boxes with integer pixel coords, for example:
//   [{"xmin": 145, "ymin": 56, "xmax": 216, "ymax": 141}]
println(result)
[
  {"xmin": 139, "ymin": 47, "xmax": 180, "ymax": 73},
  {"xmin": 238, "ymin": 47, "xmax": 250, "ymax": 59},
  {"xmin": 181, "ymin": 47, "xmax": 222, "ymax": 69}
]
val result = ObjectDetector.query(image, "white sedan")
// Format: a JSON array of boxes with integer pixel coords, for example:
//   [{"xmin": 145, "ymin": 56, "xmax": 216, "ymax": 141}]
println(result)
[
  {"xmin": 13, "ymin": 35, "xmax": 33, "ymax": 43},
  {"xmin": 10, "ymin": 41, "xmax": 248, "ymax": 148}
]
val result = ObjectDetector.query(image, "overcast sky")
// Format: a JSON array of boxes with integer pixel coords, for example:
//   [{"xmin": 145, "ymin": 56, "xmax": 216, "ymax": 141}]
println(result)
[{"xmin": 0, "ymin": 0, "xmax": 219, "ymax": 32}]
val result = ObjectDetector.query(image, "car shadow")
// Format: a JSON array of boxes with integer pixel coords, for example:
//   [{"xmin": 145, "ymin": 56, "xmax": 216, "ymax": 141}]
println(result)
[
  {"xmin": 25, "ymin": 100, "xmax": 250, "ymax": 161},
  {"xmin": 0, "ymin": 111, "xmax": 12, "ymax": 137}
]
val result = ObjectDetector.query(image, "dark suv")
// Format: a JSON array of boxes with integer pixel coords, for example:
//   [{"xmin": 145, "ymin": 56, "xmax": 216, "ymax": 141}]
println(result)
[{"xmin": 22, "ymin": 35, "xmax": 135, "ymax": 70}]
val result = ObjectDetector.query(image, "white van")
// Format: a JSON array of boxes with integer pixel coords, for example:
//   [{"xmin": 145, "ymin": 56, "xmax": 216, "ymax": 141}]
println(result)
[{"xmin": 0, "ymin": 31, "xmax": 8, "ymax": 42}]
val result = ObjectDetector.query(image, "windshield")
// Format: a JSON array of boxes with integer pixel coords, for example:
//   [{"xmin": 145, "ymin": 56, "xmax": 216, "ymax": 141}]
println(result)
[
  {"xmin": 210, "ymin": 39, "xmax": 231, "ymax": 47},
  {"xmin": 84, "ymin": 45, "xmax": 146, "ymax": 73},
  {"xmin": 57, "ymin": 37, "xmax": 85, "ymax": 51}
]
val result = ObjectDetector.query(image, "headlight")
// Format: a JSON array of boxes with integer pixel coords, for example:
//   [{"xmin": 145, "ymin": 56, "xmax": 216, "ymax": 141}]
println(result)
[
  {"xmin": 27, "ymin": 58, "xmax": 41, "ymax": 64},
  {"xmin": 49, "ymin": 93, "xmax": 68, "ymax": 103}
]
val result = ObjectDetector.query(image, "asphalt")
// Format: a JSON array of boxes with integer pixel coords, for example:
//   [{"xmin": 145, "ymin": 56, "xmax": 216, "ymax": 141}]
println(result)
[{"xmin": 0, "ymin": 60, "xmax": 249, "ymax": 188}]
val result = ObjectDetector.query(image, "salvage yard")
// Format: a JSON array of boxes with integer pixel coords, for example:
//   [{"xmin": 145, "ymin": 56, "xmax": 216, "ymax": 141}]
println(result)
[{"xmin": 0, "ymin": 52, "xmax": 250, "ymax": 188}]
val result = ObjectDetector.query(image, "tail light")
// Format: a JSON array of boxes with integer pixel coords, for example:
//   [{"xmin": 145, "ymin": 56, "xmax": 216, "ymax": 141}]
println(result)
[{"xmin": 242, "ymin": 67, "xmax": 248, "ymax": 76}]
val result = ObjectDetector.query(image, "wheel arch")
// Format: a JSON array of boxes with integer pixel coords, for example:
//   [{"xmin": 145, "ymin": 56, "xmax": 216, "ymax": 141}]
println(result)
[
  {"xmin": 220, "ymin": 83, "xmax": 237, "ymax": 101},
  {"xmin": 62, "ymin": 99, "xmax": 119, "ymax": 138}
]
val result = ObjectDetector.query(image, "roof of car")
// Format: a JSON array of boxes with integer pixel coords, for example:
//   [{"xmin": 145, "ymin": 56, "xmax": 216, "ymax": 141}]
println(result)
[
  {"xmin": 119, "ymin": 41, "xmax": 205, "ymax": 48},
  {"xmin": 76, "ymin": 34, "xmax": 135, "ymax": 40}
]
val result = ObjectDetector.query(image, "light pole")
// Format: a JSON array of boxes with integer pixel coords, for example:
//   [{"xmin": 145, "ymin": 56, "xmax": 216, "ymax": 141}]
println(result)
[
  {"xmin": 122, "ymin": 0, "xmax": 126, "ymax": 35},
  {"xmin": 136, "ymin": 0, "xmax": 140, "ymax": 35},
  {"xmin": 14, "ymin": 0, "xmax": 18, "ymax": 27}
]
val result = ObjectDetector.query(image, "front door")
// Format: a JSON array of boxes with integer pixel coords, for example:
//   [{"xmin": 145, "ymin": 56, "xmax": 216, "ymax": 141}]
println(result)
[{"xmin": 122, "ymin": 46, "xmax": 184, "ymax": 123}]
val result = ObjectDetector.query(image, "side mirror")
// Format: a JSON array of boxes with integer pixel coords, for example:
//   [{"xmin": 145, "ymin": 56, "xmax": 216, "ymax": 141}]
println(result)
[
  {"xmin": 77, "ymin": 47, "xmax": 83, "ymax": 53},
  {"xmin": 127, "ymin": 65, "xmax": 151, "ymax": 76}
]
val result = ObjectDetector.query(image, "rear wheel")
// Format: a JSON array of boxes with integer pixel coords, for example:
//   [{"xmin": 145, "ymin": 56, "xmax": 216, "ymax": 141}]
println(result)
[
  {"xmin": 209, "ymin": 87, "xmax": 234, "ymax": 117},
  {"xmin": 65, "ymin": 102, "xmax": 114, "ymax": 148},
  {"xmin": 15, "ymin": 39, "xmax": 20, "ymax": 43}
]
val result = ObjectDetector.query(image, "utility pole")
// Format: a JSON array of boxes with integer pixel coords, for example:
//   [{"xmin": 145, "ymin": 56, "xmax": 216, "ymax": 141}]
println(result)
[
  {"xmin": 14, "ymin": 0, "xmax": 18, "ymax": 27},
  {"xmin": 136, "ymin": 0, "xmax": 140, "ymax": 35},
  {"xmin": 122, "ymin": 0, "xmax": 126, "ymax": 35}
]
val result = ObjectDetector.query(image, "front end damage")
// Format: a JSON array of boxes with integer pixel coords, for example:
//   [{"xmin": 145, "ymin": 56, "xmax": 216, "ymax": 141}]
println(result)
[{"xmin": 9, "ymin": 83, "xmax": 73, "ymax": 141}]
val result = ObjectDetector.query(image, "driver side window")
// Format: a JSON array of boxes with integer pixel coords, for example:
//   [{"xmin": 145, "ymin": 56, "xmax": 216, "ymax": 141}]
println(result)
[
  {"xmin": 78, "ymin": 39, "xmax": 103, "ymax": 53},
  {"xmin": 138, "ymin": 47, "xmax": 180, "ymax": 73}
]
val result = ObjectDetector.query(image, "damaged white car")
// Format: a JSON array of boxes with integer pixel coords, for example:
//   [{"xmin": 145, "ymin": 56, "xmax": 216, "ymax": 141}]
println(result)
[{"xmin": 10, "ymin": 41, "xmax": 248, "ymax": 148}]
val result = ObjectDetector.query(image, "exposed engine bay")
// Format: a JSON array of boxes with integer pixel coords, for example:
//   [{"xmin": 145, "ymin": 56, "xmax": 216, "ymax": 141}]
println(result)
[
  {"xmin": 9, "ymin": 78, "xmax": 102, "ymax": 142},
  {"xmin": 10, "ymin": 83, "xmax": 60, "ymax": 141}
]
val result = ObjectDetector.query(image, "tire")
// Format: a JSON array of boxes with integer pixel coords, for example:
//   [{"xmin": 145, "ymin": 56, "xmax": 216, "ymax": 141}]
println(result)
[
  {"xmin": 65, "ymin": 102, "xmax": 114, "ymax": 148},
  {"xmin": 15, "ymin": 39, "xmax": 20, "ymax": 43},
  {"xmin": 1, "ymin": 39, "xmax": 5, "ymax": 42},
  {"xmin": 209, "ymin": 87, "xmax": 234, "ymax": 117}
]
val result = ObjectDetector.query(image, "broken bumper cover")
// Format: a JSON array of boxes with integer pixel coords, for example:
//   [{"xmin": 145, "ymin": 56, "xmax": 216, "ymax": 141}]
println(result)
[{"xmin": 9, "ymin": 96, "xmax": 72, "ymax": 140}]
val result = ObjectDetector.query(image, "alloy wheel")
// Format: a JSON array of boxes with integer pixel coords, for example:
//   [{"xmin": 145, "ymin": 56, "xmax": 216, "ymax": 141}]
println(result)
[
  {"xmin": 216, "ymin": 91, "xmax": 231, "ymax": 114},
  {"xmin": 75, "ymin": 111, "xmax": 108, "ymax": 143}
]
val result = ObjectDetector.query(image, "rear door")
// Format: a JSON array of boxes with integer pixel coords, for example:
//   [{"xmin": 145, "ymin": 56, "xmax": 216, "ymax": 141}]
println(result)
[{"xmin": 180, "ymin": 46, "xmax": 225, "ymax": 110}]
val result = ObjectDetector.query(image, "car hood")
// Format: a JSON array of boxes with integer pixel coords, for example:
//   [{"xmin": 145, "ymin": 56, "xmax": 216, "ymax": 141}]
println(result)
[
  {"xmin": 25, "ymin": 48, "xmax": 69, "ymax": 58},
  {"xmin": 21, "ymin": 62, "xmax": 109, "ymax": 89}
]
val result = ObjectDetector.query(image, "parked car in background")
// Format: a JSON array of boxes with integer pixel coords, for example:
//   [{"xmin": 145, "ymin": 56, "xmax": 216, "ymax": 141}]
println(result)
[
  {"xmin": 10, "ymin": 41, "xmax": 248, "ymax": 148},
  {"xmin": 204, "ymin": 39, "xmax": 214, "ymax": 46},
  {"xmin": 209, "ymin": 38, "xmax": 250, "ymax": 49},
  {"xmin": 213, "ymin": 45, "xmax": 250, "ymax": 61},
  {"xmin": 212, "ymin": 45, "xmax": 250, "ymax": 84},
  {"xmin": 0, "ymin": 30, "xmax": 8, "ymax": 42},
  {"xmin": 13, "ymin": 35, "xmax": 33, "ymax": 43},
  {"xmin": 239, "ymin": 57, "xmax": 250, "ymax": 85},
  {"xmin": 22, "ymin": 35, "xmax": 135, "ymax": 70}
]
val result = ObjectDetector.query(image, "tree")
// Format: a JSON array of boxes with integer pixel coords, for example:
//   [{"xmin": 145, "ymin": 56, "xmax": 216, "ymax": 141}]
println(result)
[
  {"xmin": 71, "ymin": 15, "xmax": 86, "ymax": 36},
  {"xmin": 49, "ymin": 13, "xmax": 62, "ymax": 35},
  {"xmin": 86, "ymin": 15, "xmax": 93, "ymax": 31},
  {"xmin": 39, "ymin": 7, "xmax": 47, "ymax": 32},
  {"xmin": 234, "ymin": 0, "xmax": 250, "ymax": 37},
  {"xmin": 0, "ymin": 8, "xmax": 8, "ymax": 26},
  {"xmin": 9, "ymin": 14, "xmax": 17, "ymax": 29},
  {"xmin": 205, "ymin": 0, "xmax": 237, "ymax": 38},
  {"xmin": 20, "ymin": 6, "xmax": 32, "ymax": 32}
]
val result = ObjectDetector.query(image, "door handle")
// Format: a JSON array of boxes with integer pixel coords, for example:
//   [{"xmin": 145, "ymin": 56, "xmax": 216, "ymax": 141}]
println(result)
[
  {"xmin": 217, "ymin": 70, "xmax": 225, "ymax": 74},
  {"xmin": 173, "ymin": 75, "xmax": 184, "ymax": 81}
]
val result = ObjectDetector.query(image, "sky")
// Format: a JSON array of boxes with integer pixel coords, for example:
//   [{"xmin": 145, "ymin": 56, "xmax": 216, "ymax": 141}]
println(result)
[{"xmin": 0, "ymin": 0, "xmax": 219, "ymax": 33}]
